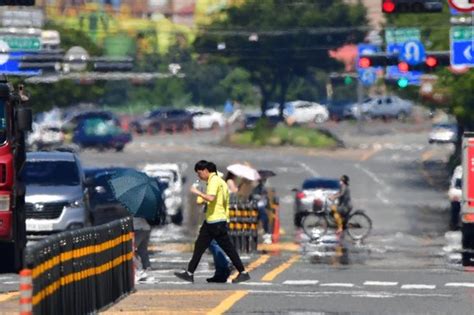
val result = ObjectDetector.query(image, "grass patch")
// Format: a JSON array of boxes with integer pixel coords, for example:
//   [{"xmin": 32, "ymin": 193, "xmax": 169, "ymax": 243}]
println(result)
[{"xmin": 230, "ymin": 119, "xmax": 338, "ymax": 149}]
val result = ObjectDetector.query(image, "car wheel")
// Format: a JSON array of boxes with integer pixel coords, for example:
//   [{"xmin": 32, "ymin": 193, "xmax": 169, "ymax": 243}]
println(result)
[
  {"xmin": 294, "ymin": 212, "xmax": 304, "ymax": 227},
  {"xmin": 314, "ymin": 114, "xmax": 326, "ymax": 124},
  {"xmin": 397, "ymin": 111, "xmax": 408, "ymax": 121},
  {"xmin": 211, "ymin": 122, "xmax": 219, "ymax": 130},
  {"xmin": 115, "ymin": 145, "xmax": 124, "ymax": 152},
  {"xmin": 171, "ymin": 210, "xmax": 183, "ymax": 225}
]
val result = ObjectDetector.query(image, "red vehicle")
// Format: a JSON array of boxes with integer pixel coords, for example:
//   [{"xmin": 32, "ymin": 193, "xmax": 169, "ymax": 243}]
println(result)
[{"xmin": 0, "ymin": 80, "xmax": 32, "ymax": 273}]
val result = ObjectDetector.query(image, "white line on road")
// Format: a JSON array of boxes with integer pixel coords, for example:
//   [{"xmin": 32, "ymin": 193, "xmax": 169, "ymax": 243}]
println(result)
[
  {"xmin": 320, "ymin": 283, "xmax": 354, "ymax": 288},
  {"xmin": 363, "ymin": 281, "xmax": 398, "ymax": 287},
  {"xmin": 283, "ymin": 280, "xmax": 319, "ymax": 286},
  {"xmin": 445, "ymin": 283, "xmax": 474, "ymax": 288},
  {"xmin": 401, "ymin": 284, "xmax": 436, "ymax": 290},
  {"xmin": 354, "ymin": 163, "xmax": 385, "ymax": 186},
  {"xmin": 248, "ymin": 289, "xmax": 451, "ymax": 298},
  {"xmin": 376, "ymin": 191, "xmax": 390, "ymax": 205},
  {"xmin": 2, "ymin": 281, "xmax": 18, "ymax": 285},
  {"xmin": 298, "ymin": 162, "xmax": 319, "ymax": 177},
  {"xmin": 240, "ymin": 282, "xmax": 273, "ymax": 286}
]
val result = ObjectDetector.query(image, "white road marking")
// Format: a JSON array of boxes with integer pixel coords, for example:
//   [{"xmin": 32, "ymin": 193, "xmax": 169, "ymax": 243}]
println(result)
[
  {"xmin": 283, "ymin": 280, "xmax": 319, "ymax": 286},
  {"xmin": 248, "ymin": 289, "xmax": 451, "ymax": 298},
  {"xmin": 298, "ymin": 162, "xmax": 319, "ymax": 177},
  {"xmin": 354, "ymin": 163, "xmax": 385, "ymax": 186},
  {"xmin": 376, "ymin": 191, "xmax": 390, "ymax": 204},
  {"xmin": 320, "ymin": 283, "xmax": 354, "ymax": 288},
  {"xmin": 2, "ymin": 281, "xmax": 18, "ymax": 285},
  {"xmin": 445, "ymin": 283, "xmax": 474, "ymax": 288},
  {"xmin": 240, "ymin": 282, "xmax": 273, "ymax": 286},
  {"xmin": 363, "ymin": 281, "xmax": 398, "ymax": 287},
  {"xmin": 401, "ymin": 284, "xmax": 436, "ymax": 290}
]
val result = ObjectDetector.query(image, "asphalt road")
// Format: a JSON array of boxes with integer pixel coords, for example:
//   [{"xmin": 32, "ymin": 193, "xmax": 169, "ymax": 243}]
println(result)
[{"xmin": 1, "ymin": 118, "xmax": 472, "ymax": 314}]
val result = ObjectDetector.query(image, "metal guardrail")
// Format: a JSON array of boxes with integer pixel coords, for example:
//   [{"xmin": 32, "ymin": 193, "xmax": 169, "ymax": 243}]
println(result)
[{"xmin": 21, "ymin": 217, "xmax": 134, "ymax": 315}]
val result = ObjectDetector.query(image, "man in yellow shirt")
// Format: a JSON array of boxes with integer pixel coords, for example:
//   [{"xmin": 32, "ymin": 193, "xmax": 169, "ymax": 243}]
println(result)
[{"xmin": 175, "ymin": 160, "xmax": 250, "ymax": 283}]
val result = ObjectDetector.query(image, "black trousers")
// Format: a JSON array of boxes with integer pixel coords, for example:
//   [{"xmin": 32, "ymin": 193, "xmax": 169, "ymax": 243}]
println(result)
[{"xmin": 188, "ymin": 221, "xmax": 245, "ymax": 273}]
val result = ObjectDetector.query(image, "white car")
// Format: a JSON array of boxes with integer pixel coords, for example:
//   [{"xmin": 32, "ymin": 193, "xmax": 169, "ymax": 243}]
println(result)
[
  {"xmin": 142, "ymin": 163, "xmax": 185, "ymax": 224},
  {"xmin": 266, "ymin": 100, "xmax": 329, "ymax": 124},
  {"xmin": 28, "ymin": 123, "xmax": 65, "ymax": 150},
  {"xmin": 448, "ymin": 165, "xmax": 462, "ymax": 229},
  {"xmin": 189, "ymin": 108, "xmax": 226, "ymax": 130}
]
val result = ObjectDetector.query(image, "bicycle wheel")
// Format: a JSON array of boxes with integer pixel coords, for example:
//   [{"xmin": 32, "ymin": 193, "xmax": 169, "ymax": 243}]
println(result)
[
  {"xmin": 302, "ymin": 213, "xmax": 328, "ymax": 240},
  {"xmin": 346, "ymin": 211, "xmax": 372, "ymax": 241}
]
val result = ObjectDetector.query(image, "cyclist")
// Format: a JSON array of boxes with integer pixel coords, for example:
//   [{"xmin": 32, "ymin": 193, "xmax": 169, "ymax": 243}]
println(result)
[{"xmin": 328, "ymin": 175, "xmax": 353, "ymax": 235}]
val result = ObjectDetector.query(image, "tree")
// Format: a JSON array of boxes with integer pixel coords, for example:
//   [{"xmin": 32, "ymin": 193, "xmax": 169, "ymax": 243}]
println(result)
[{"xmin": 194, "ymin": 0, "xmax": 368, "ymax": 116}]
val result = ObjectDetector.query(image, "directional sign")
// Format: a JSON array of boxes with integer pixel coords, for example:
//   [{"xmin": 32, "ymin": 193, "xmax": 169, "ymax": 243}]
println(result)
[
  {"xmin": 385, "ymin": 28, "xmax": 422, "ymax": 85},
  {"xmin": 0, "ymin": 51, "xmax": 41, "ymax": 76},
  {"xmin": 400, "ymin": 41, "xmax": 425, "ymax": 66},
  {"xmin": 450, "ymin": 26, "xmax": 474, "ymax": 67},
  {"xmin": 359, "ymin": 68, "xmax": 377, "ymax": 86},
  {"xmin": 448, "ymin": 0, "xmax": 474, "ymax": 12},
  {"xmin": 357, "ymin": 44, "xmax": 380, "ymax": 70},
  {"xmin": 0, "ymin": 36, "xmax": 41, "ymax": 52}
]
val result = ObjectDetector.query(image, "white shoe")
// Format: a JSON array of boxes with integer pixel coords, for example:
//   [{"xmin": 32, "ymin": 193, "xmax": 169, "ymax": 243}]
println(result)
[{"xmin": 263, "ymin": 234, "xmax": 272, "ymax": 244}]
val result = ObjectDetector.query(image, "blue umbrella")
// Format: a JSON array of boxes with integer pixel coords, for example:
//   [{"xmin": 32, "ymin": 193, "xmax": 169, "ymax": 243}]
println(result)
[{"xmin": 108, "ymin": 169, "xmax": 163, "ymax": 220}]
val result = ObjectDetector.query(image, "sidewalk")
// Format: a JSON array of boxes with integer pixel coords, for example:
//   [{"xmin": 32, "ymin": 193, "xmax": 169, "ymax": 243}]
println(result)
[{"xmin": 102, "ymin": 289, "xmax": 246, "ymax": 314}]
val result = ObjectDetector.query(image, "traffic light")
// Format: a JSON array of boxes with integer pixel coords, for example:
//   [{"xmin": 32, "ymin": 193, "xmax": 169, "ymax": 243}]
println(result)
[
  {"xmin": 359, "ymin": 53, "xmax": 398, "ymax": 68},
  {"xmin": 329, "ymin": 73, "xmax": 357, "ymax": 85},
  {"xmin": 0, "ymin": 0, "xmax": 35, "ymax": 5},
  {"xmin": 397, "ymin": 77, "xmax": 409, "ymax": 88},
  {"xmin": 396, "ymin": 51, "xmax": 450, "ymax": 72},
  {"xmin": 382, "ymin": 0, "xmax": 443, "ymax": 13}
]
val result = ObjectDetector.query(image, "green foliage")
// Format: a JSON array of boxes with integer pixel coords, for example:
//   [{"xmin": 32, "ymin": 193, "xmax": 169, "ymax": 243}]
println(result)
[
  {"xmin": 437, "ymin": 70, "xmax": 474, "ymax": 130},
  {"xmin": 385, "ymin": 3, "xmax": 451, "ymax": 50},
  {"xmin": 44, "ymin": 21, "xmax": 104, "ymax": 56},
  {"xmin": 231, "ymin": 122, "xmax": 337, "ymax": 148},
  {"xmin": 194, "ymin": 0, "xmax": 368, "ymax": 111}
]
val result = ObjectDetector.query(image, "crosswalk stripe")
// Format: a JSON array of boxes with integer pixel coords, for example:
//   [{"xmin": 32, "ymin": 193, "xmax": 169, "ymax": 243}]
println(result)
[
  {"xmin": 445, "ymin": 283, "xmax": 474, "ymax": 288},
  {"xmin": 283, "ymin": 280, "xmax": 319, "ymax": 285},
  {"xmin": 363, "ymin": 281, "xmax": 398, "ymax": 286},
  {"xmin": 320, "ymin": 283, "xmax": 354, "ymax": 288},
  {"xmin": 401, "ymin": 284, "xmax": 436, "ymax": 290}
]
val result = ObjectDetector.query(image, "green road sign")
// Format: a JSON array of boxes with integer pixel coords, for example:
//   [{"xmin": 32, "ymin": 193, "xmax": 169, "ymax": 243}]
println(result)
[
  {"xmin": 451, "ymin": 26, "xmax": 473, "ymax": 41},
  {"xmin": 0, "ymin": 36, "xmax": 41, "ymax": 51},
  {"xmin": 385, "ymin": 28, "xmax": 421, "ymax": 44}
]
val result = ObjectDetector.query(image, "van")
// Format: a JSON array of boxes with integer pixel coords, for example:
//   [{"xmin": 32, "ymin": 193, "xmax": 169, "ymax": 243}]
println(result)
[{"xmin": 23, "ymin": 152, "xmax": 90, "ymax": 235}]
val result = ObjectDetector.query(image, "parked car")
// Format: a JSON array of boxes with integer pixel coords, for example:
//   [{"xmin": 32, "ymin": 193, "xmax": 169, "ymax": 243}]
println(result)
[
  {"xmin": 23, "ymin": 151, "xmax": 90, "ymax": 235},
  {"xmin": 130, "ymin": 108, "xmax": 193, "ymax": 134},
  {"xmin": 349, "ymin": 96, "xmax": 413, "ymax": 120},
  {"xmin": 266, "ymin": 101, "xmax": 329, "ymax": 124},
  {"xmin": 326, "ymin": 100, "xmax": 353, "ymax": 121},
  {"xmin": 448, "ymin": 165, "xmax": 462, "ymax": 230},
  {"xmin": 293, "ymin": 177, "xmax": 340, "ymax": 227},
  {"xmin": 84, "ymin": 167, "xmax": 137, "ymax": 226},
  {"xmin": 188, "ymin": 107, "xmax": 226, "ymax": 130},
  {"xmin": 429, "ymin": 123, "xmax": 458, "ymax": 144},
  {"xmin": 243, "ymin": 114, "xmax": 284, "ymax": 130},
  {"xmin": 142, "ymin": 163, "xmax": 185, "ymax": 224}
]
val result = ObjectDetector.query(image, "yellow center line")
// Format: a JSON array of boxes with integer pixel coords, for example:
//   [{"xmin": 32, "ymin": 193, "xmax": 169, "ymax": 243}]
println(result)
[
  {"xmin": 0, "ymin": 291, "xmax": 19, "ymax": 303},
  {"xmin": 207, "ymin": 290, "xmax": 248, "ymax": 315},
  {"xmin": 230, "ymin": 254, "xmax": 270, "ymax": 279},
  {"xmin": 261, "ymin": 254, "xmax": 301, "ymax": 282}
]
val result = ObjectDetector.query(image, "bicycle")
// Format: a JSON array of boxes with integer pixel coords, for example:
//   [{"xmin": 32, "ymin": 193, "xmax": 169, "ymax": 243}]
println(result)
[{"xmin": 301, "ymin": 196, "xmax": 372, "ymax": 241}]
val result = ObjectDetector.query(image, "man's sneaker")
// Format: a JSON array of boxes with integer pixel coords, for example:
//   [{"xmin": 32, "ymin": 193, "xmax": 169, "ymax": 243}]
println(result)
[
  {"xmin": 232, "ymin": 272, "xmax": 250, "ymax": 283},
  {"xmin": 263, "ymin": 233, "xmax": 272, "ymax": 245},
  {"xmin": 174, "ymin": 270, "xmax": 194, "ymax": 283},
  {"xmin": 206, "ymin": 276, "xmax": 228, "ymax": 283}
]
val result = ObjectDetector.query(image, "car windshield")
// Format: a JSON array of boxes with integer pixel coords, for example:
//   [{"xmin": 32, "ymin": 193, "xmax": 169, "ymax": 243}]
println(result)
[
  {"xmin": 83, "ymin": 118, "xmax": 122, "ymax": 136},
  {"xmin": 23, "ymin": 161, "xmax": 80, "ymax": 186},
  {"xmin": 302, "ymin": 179, "xmax": 340, "ymax": 190}
]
